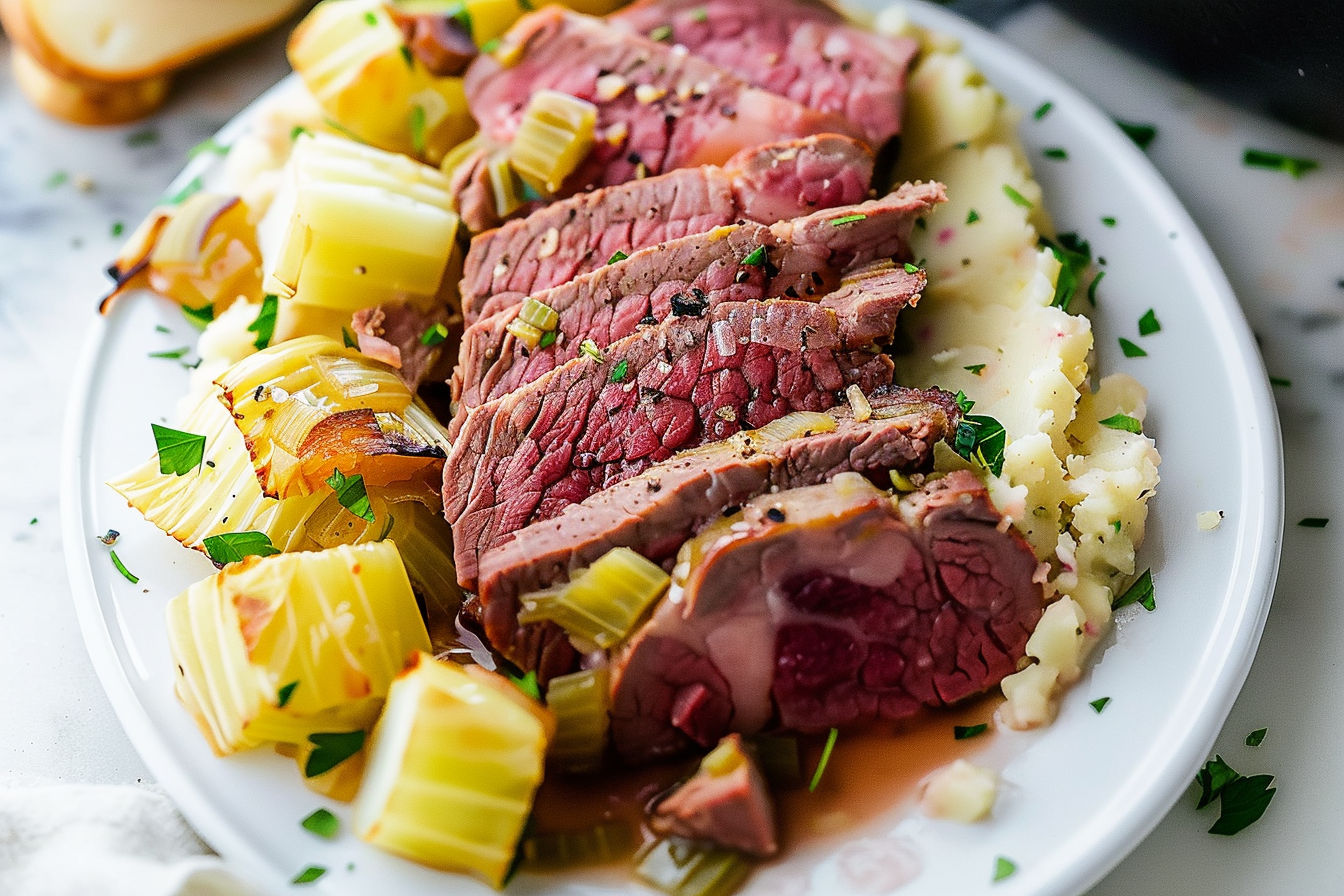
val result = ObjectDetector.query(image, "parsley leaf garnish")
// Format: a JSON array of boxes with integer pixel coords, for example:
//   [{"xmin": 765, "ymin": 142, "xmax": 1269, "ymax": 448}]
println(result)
[
  {"xmin": 110, "ymin": 549, "xmax": 139, "ymax": 584},
  {"xmin": 277, "ymin": 681, "xmax": 299, "ymax": 708},
  {"xmin": 111, "ymin": 221, "xmax": 125, "ymax": 238},
  {"xmin": 1208, "ymin": 774, "xmax": 1275, "ymax": 835},
  {"xmin": 964, "ymin": 363, "xmax": 986, "ymax": 375},
  {"xmin": 408, "ymin": 104, "xmax": 427, "ymax": 156},
  {"xmin": 152, "ymin": 424, "xmax": 206, "ymax": 475},
  {"xmin": 1194, "ymin": 754, "xmax": 1240, "ymax": 808},
  {"xmin": 741, "ymin": 246, "xmax": 767, "ymax": 267},
  {"xmin": 181, "ymin": 303, "xmax": 215, "ymax": 330},
  {"xmin": 1101, "ymin": 216, "xmax": 1117, "ymax": 227},
  {"xmin": 342, "ymin": 327, "xmax": 359, "ymax": 349},
  {"xmin": 305, "ymin": 731, "xmax": 365, "ymax": 778},
  {"xmin": 1042, "ymin": 147, "xmax": 1068, "ymax": 160},
  {"xmin": 202, "ymin": 531, "xmax": 279, "ymax": 565},
  {"xmin": 1116, "ymin": 119, "xmax": 1157, "ymax": 150},
  {"xmin": 1246, "ymin": 728, "xmax": 1268, "ymax": 747},
  {"xmin": 1298, "ymin": 517, "xmax": 1329, "ymax": 528},
  {"xmin": 1138, "ymin": 309, "xmax": 1161, "ymax": 336},
  {"xmin": 829, "ymin": 213, "xmax": 867, "ymax": 226},
  {"xmin": 326, "ymin": 469, "xmax": 375, "ymax": 522},
  {"xmin": 953, "ymin": 413, "xmax": 1007, "ymax": 477},
  {"xmin": 420, "ymin": 322, "xmax": 449, "ymax": 346},
  {"xmin": 1242, "ymin": 148, "xmax": 1318, "ymax": 179},
  {"xmin": 954, "ymin": 723, "xmax": 988, "ymax": 740},
  {"xmin": 164, "ymin": 176, "xmax": 204, "ymax": 206},
  {"xmin": 1002, "ymin": 183, "xmax": 1033, "ymax": 209},
  {"xmin": 966, "ymin": 208, "xmax": 980, "ymax": 225},
  {"xmin": 1088, "ymin": 269, "xmax": 1105, "ymax": 305},
  {"xmin": 903, "ymin": 262, "xmax": 920, "ymax": 274},
  {"xmin": 1118, "ymin": 337, "xmax": 1148, "ymax": 358},
  {"xmin": 1111, "ymin": 568, "xmax": 1155, "ymax": 611},
  {"xmin": 1269, "ymin": 375, "xmax": 1291, "ymax": 388},
  {"xmin": 993, "ymin": 856, "xmax": 1017, "ymax": 882},
  {"xmin": 301, "ymin": 808, "xmax": 340, "ymax": 839},
  {"xmin": 125, "ymin": 128, "xmax": 159, "ymax": 148},
  {"xmin": 507, "ymin": 669, "xmax": 541, "ymax": 701},
  {"xmin": 538, "ymin": 330, "xmax": 557, "ymax": 349},
  {"xmin": 292, "ymin": 865, "xmax": 327, "ymax": 884},
  {"xmin": 607, "ymin": 250, "xmax": 629, "ymax": 265},
  {"xmin": 187, "ymin": 136, "xmax": 230, "ymax": 159},
  {"xmin": 1090, "ymin": 697, "xmax": 1111, "ymax": 713},
  {"xmin": 1039, "ymin": 232, "xmax": 1091, "ymax": 311},
  {"xmin": 247, "ymin": 294, "xmax": 278, "ymax": 350},
  {"xmin": 1033, "ymin": 101, "xmax": 1053, "ymax": 120},
  {"xmin": 1099, "ymin": 413, "xmax": 1142, "ymax": 433},
  {"xmin": 610, "ymin": 359, "xmax": 630, "ymax": 383},
  {"xmin": 148, "ymin": 346, "xmax": 190, "ymax": 360},
  {"xmin": 808, "ymin": 727, "xmax": 839, "ymax": 792}
]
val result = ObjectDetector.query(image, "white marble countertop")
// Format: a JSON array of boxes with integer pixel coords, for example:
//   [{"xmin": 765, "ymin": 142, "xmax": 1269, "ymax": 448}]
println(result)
[{"xmin": 2, "ymin": 5, "xmax": 1341, "ymax": 894}]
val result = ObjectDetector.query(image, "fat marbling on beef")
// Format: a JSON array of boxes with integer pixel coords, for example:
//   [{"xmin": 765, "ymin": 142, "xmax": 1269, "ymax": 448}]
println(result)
[
  {"xmin": 608, "ymin": 471, "xmax": 1045, "ymax": 763},
  {"xmin": 450, "ymin": 8, "xmax": 865, "ymax": 230},
  {"xmin": 614, "ymin": 0, "xmax": 918, "ymax": 150},
  {"xmin": 474, "ymin": 381, "xmax": 958, "ymax": 656},
  {"xmin": 452, "ymin": 184, "xmax": 944, "ymax": 419},
  {"xmin": 443, "ymin": 294, "xmax": 906, "ymax": 588},
  {"xmin": 460, "ymin": 135, "xmax": 876, "ymax": 325}
]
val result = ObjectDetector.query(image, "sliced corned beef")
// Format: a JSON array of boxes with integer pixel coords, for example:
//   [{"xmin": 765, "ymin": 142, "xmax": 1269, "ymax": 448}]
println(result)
[
  {"xmin": 451, "ymin": 184, "xmax": 942, "ymax": 419},
  {"xmin": 613, "ymin": 0, "xmax": 919, "ymax": 150},
  {"xmin": 451, "ymin": 8, "xmax": 865, "ymax": 230},
  {"xmin": 473, "ymin": 384, "xmax": 958, "ymax": 655},
  {"xmin": 650, "ymin": 733, "xmax": 779, "ymax": 857},
  {"xmin": 351, "ymin": 303, "xmax": 456, "ymax": 390},
  {"xmin": 459, "ymin": 135, "xmax": 876, "ymax": 326},
  {"xmin": 608, "ymin": 471, "xmax": 1045, "ymax": 763},
  {"xmin": 442, "ymin": 297, "xmax": 903, "ymax": 587}
]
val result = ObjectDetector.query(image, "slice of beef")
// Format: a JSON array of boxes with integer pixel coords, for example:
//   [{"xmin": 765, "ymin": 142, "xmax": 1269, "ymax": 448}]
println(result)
[
  {"xmin": 614, "ymin": 0, "xmax": 919, "ymax": 150},
  {"xmin": 443, "ymin": 297, "xmax": 903, "ymax": 588},
  {"xmin": 650, "ymin": 733, "xmax": 778, "ymax": 857},
  {"xmin": 451, "ymin": 8, "xmax": 866, "ymax": 230},
  {"xmin": 609, "ymin": 471, "xmax": 1045, "ymax": 763},
  {"xmin": 460, "ymin": 135, "xmax": 875, "ymax": 326},
  {"xmin": 452, "ymin": 185, "xmax": 943, "ymax": 419},
  {"xmin": 351, "ymin": 303, "xmax": 456, "ymax": 390},
  {"xmin": 475, "ymin": 384, "xmax": 958, "ymax": 655}
]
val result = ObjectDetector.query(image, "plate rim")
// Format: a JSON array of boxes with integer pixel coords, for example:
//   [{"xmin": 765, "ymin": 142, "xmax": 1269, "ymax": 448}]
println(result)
[{"xmin": 61, "ymin": 3, "xmax": 1285, "ymax": 894}]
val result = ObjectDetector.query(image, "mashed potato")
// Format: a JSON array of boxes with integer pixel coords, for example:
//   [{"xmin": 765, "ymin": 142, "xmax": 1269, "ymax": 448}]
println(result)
[{"xmin": 879, "ymin": 9, "xmax": 1161, "ymax": 728}]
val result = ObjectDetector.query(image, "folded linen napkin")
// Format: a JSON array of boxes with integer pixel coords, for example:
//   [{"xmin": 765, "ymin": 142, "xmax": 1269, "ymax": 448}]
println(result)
[{"xmin": 0, "ymin": 784, "xmax": 259, "ymax": 896}]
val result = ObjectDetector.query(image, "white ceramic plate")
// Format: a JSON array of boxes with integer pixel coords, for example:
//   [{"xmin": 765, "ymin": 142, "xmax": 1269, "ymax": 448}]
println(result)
[{"xmin": 63, "ymin": 2, "xmax": 1283, "ymax": 894}]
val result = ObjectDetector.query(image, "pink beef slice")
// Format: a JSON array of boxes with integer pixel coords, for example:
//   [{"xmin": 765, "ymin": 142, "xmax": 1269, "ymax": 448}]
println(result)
[
  {"xmin": 442, "ymin": 297, "xmax": 902, "ymax": 588},
  {"xmin": 451, "ymin": 184, "xmax": 944, "ymax": 420},
  {"xmin": 459, "ymin": 135, "xmax": 876, "ymax": 325},
  {"xmin": 613, "ymin": 0, "xmax": 919, "ymax": 150},
  {"xmin": 474, "ymin": 383, "xmax": 959, "ymax": 657},
  {"xmin": 450, "ymin": 8, "xmax": 866, "ymax": 231},
  {"xmin": 352, "ymin": 303, "xmax": 456, "ymax": 390},
  {"xmin": 650, "ymin": 733, "xmax": 779, "ymax": 857},
  {"xmin": 608, "ymin": 471, "xmax": 1045, "ymax": 764}
]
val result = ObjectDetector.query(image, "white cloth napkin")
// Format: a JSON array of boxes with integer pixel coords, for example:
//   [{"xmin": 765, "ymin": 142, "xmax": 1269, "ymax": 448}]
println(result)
[{"xmin": 0, "ymin": 784, "xmax": 259, "ymax": 896}]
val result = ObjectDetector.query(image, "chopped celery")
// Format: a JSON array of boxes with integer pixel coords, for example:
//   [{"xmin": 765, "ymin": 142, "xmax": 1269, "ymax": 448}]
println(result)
[
  {"xmin": 505, "ymin": 317, "xmax": 544, "ymax": 348},
  {"xmin": 545, "ymin": 666, "xmax": 609, "ymax": 773},
  {"xmin": 635, "ymin": 838, "xmax": 752, "ymax": 896},
  {"xmin": 507, "ymin": 90, "xmax": 597, "ymax": 195},
  {"xmin": 521, "ymin": 821, "xmax": 635, "ymax": 870},
  {"xmin": 517, "ymin": 548, "xmax": 670, "ymax": 649},
  {"xmin": 518, "ymin": 297, "xmax": 559, "ymax": 332}
]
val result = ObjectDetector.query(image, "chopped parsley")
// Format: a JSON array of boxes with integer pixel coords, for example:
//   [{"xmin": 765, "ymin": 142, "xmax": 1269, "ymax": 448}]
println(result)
[
  {"xmin": 1194, "ymin": 754, "xmax": 1275, "ymax": 835},
  {"xmin": 1042, "ymin": 147, "xmax": 1068, "ymax": 160},
  {"xmin": 808, "ymin": 727, "xmax": 839, "ymax": 792},
  {"xmin": 301, "ymin": 808, "xmax": 340, "ymax": 839},
  {"xmin": 1089, "ymin": 697, "xmax": 1111, "ymax": 713},
  {"xmin": 507, "ymin": 668, "xmax": 541, "ymax": 701},
  {"xmin": 648, "ymin": 23, "xmax": 673, "ymax": 41},
  {"xmin": 305, "ymin": 730, "xmax": 365, "ymax": 778},
  {"xmin": 1033, "ymin": 100, "xmax": 1053, "ymax": 120},
  {"xmin": 1138, "ymin": 309, "xmax": 1162, "ymax": 336},
  {"xmin": 1298, "ymin": 517, "xmax": 1329, "ymax": 528},
  {"xmin": 829, "ymin": 213, "xmax": 868, "ymax": 226},
  {"xmin": 420, "ymin": 322, "xmax": 449, "ymax": 346},
  {"xmin": 125, "ymin": 128, "xmax": 159, "ymax": 147},
  {"xmin": 538, "ymin": 330, "xmax": 558, "ymax": 349},
  {"xmin": 993, "ymin": 856, "xmax": 1017, "ymax": 882},
  {"xmin": 363, "ymin": 10, "xmax": 378, "ymax": 25},
  {"xmin": 290, "ymin": 125, "xmax": 312, "ymax": 142},
  {"xmin": 408, "ymin": 104, "xmax": 427, "ymax": 156},
  {"xmin": 741, "ymin": 246, "xmax": 767, "ymax": 267},
  {"xmin": 276, "ymin": 681, "xmax": 299, "ymax": 708},
  {"xmin": 607, "ymin": 249, "xmax": 629, "ymax": 265},
  {"xmin": 181, "ymin": 303, "xmax": 215, "ymax": 330},
  {"xmin": 480, "ymin": 37, "xmax": 501, "ymax": 54},
  {"xmin": 966, "ymin": 208, "xmax": 980, "ymax": 225},
  {"xmin": 952, "ymin": 407, "xmax": 1007, "ymax": 477},
  {"xmin": 578, "ymin": 339, "xmax": 605, "ymax": 362},
  {"xmin": 110, "ymin": 550, "xmax": 139, "ymax": 584},
  {"xmin": 1099, "ymin": 413, "xmax": 1142, "ymax": 433},
  {"xmin": 45, "ymin": 170, "xmax": 69, "ymax": 189},
  {"xmin": 292, "ymin": 866, "xmax": 327, "ymax": 885},
  {"xmin": 1111, "ymin": 568, "xmax": 1155, "ymax": 611},
  {"xmin": 610, "ymin": 359, "xmax": 630, "ymax": 382},
  {"xmin": 1001, "ymin": 184, "xmax": 1033, "ymax": 209},
  {"xmin": 1269, "ymin": 375, "xmax": 1291, "ymax": 388},
  {"xmin": 399, "ymin": 44, "xmax": 415, "ymax": 67},
  {"xmin": 1118, "ymin": 337, "xmax": 1147, "ymax": 358},
  {"xmin": 1101, "ymin": 216, "xmax": 1117, "ymax": 228},
  {"xmin": 29, "ymin": 518, "xmax": 38, "ymax": 526},
  {"xmin": 1115, "ymin": 119, "xmax": 1157, "ymax": 150},
  {"xmin": 1195, "ymin": 755, "xmax": 1239, "ymax": 809},
  {"xmin": 111, "ymin": 221, "xmax": 125, "ymax": 238},
  {"xmin": 1088, "ymin": 269, "xmax": 1105, "ymax": 305},
  {"xmin": 202, "ymin": 531, "xmax": 279, "ymax": 565},
  {"xmin": 903, "ymin": 262, "xmax": 920, "ymax": 274},
  {"xmin": 247, "ymin": 294, "xmax": 278, "ymax": 350},
  {"xmin": 154, "ymin": 324, "xmax": 171, "ymax": 333},
  {"xmin": 1246, "ymin": 728, "xmax": 1268, "ymax": 747},
  {"xmin": 691, "ymin": 5, "xmax": 708, "ymax": 21},
  {"xmin": 1242, "ymin": 148, "xmax": 1318, "ymax": 179},
  {"xmin": 326, "ymin": 469, "xmax": 375, "ymax": 523},
  {"xmin": 187, "ymin": 136, "xmax": 230, "ymax": 159},
  {"xmin": 148, "ymin": 346, "xmax": 190, "ymax": 360},
  {"xmin": 964, "ymin": 363, "xmax": 986, "ymax": 375},
  {"xmin": 954, "ymin": 723, "xmax": 988, "ymax": 740},
  {"xmin": 151, "ymin": 424, "xmax": 206, "ymax": 475},
  {"xmin": 164, "ymin": 176, "xmax": 204, "ymax": 206},
  {"xmin": 1039, "ymin": 232, "xmax": 1091, "ymax": 312},
  {"xmin": 342, "ymin": 327, "xmax": 359, "ymax": 349},
  {"xmin": 324, "ymin": 117, "xmax": 365, "ymax": 144}
]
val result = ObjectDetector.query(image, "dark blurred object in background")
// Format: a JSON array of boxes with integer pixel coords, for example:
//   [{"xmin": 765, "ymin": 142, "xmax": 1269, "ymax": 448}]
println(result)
[{"xmin": 1048, "ymin": 0, "xmax": 1344, "ymax": 143}]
